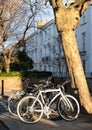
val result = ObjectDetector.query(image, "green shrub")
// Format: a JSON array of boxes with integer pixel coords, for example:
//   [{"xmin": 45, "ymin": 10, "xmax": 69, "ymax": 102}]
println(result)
[
  {"xmin": 0, "ymin": 71, "xmax": 22, "ymax": 77},
  {"xmin": 10, "ymin": 50, "xmax": 33, "ymax": 71}
]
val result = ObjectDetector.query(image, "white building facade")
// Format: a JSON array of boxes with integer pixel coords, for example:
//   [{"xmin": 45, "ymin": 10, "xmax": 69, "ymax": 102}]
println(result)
[
  {"xmin": 26, "ymin": 5, "xmax": 92, "ymax": 77},
  {"xmin": 26, "ymin": 20, "xmax": 67, "ymax": 77},
  {"xmin": 75, "ymin": 5, "xmax": 92, "ymax": 77}
]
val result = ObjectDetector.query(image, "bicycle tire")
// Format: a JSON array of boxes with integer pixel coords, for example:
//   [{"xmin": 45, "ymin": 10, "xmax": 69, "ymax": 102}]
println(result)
[
  {"xmin": 17, "ymin": 95, "xmax": 43, "ymax": 123},
  {"xmin": 8, "ymin": 90, "xmax": 25, "ymax": 116},
  {"xmin": 58, "ymin": 95, "xmax": 80, "ymax": 121}
]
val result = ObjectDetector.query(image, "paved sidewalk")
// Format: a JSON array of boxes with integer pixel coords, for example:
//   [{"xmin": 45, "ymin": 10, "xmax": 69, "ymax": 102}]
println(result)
[
  {"xmin": 0, "ymin": 120, "xmax": 9, "ymax": 130},
  {"xmin": 0, "ymin": 112, "xmax": 92, "ymax": 130},
  {"xmin": 0, "ymin": 95, "xmax": 92, "ymax": 130}
]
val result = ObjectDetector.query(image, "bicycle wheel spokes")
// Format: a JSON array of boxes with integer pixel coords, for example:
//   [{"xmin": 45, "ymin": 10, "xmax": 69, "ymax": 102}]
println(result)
[
  {"xmin": 8, "ymin": 91, "xmax": 24, "ymax": 116},
  {"xmin": 8, "ymin": 100, "xmax": 17, "ymax": 116},
  {"xmin": 17, "ymin": 96, "xmax": 43, "ymax": 123},
  {"xmin": 58, "ymin": 95, "xmax": 80, "ymax": 121}
]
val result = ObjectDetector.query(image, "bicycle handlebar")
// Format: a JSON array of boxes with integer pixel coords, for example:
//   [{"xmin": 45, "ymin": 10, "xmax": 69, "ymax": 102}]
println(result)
[{"xmin": 61, "ymin": 79, "xmax": 71, "ymax": 86}]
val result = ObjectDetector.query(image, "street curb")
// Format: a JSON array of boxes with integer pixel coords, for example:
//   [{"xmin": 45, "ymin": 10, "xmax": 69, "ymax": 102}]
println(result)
[
  {"xmin": 0, "ymin": 120, "xmax": 9, "ymax": 130},
  {"xmin": 0, "ymin": 112, "xmax": 22, "ymax": 130}
]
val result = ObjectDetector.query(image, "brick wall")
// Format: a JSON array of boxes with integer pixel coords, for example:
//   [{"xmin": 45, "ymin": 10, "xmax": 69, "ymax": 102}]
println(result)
[{"xmin": 0, "ymin": 77, "xmax": 23, "ymax": 96}]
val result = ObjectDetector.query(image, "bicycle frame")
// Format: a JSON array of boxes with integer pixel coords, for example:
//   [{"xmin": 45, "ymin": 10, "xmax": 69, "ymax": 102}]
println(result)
[{"xmin": 35, "ymin": 87, "xmax": 67, "ymax": 108}]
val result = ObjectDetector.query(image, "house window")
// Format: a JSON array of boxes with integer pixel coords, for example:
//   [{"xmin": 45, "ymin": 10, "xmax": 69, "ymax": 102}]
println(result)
[
  {"xmin": 82, "ymin": 32, "xmax": 86, "ymax": 51},
  {"xmin": 41, "ymin": 32, "xmax": 43, "ymax": 42},
  {"xmin": 48, "ymin": 28, "xmax": 51, "ymax": 40},
  {"xmin": 35, "ymin": 36, "xmax": 37, "ymax": 46},
  {"xmin": 82, "ymin": 60, "xmax": 86, "ymax": 72},
  {"xmin": 82, "ymin": 14, "xmax": 86, "ymax": 23}
]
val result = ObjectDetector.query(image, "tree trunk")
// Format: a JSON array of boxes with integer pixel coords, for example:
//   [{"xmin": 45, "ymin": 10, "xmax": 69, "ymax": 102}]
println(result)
[
  {"xmin": 5, "ymin": 63, "xmax": 10, "ymax": 74},
  {"xmin": 60, "ymin": 30, "xmax": 92, "ymax": 113},
  {"xmin": 4, "ymin": 57, "xmax": 10, "ymax": 74},
  {"xmin": 49, "ymin": 0, "xmax": 92, "ymax": 113}
]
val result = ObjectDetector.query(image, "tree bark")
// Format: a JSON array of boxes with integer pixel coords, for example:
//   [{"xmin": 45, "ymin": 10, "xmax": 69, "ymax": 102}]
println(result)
[
  {"xmin": 60, "ymin": 30, "xmax": 92, "ymax": 113},
  {"xmin": 5, "ymin": 63, "xmax": 10, "ymax": 74}
]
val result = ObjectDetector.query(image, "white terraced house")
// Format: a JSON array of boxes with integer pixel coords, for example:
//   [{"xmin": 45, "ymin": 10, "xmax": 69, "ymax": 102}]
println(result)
[{"xmin": 26, "ymin": 5, "xmax": 92, "ymax": 78}]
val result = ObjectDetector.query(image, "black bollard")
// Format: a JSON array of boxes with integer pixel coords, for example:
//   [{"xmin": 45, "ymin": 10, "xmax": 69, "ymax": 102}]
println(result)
[{"xmin": 1, "ymin": 80, "xmax": 4, "ymax": 96}]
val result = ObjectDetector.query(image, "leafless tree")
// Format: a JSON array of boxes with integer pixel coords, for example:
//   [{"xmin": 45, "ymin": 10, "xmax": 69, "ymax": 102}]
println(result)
[{"xmin": 0, "ymin": 0, "xmax": 49, "ymax": 73}]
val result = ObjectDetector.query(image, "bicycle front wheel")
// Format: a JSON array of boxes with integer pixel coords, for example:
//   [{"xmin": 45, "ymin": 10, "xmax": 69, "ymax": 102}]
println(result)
[
  {"xmin": 17, "ymin": 96, "xmax": 43, "ymax": 123},
  {"xmin": 58, "ymin": 95, "xmax": 80, "ymax": 121},
  {"xmin": 8, "ymin": 90, "xmax": 25, "ymax": 116}
]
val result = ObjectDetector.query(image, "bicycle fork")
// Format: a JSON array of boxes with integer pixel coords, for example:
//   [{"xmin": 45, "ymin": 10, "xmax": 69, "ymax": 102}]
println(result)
[{"xmin": 60, "ymin": 94, "xmax": 74, "ymax": 112}]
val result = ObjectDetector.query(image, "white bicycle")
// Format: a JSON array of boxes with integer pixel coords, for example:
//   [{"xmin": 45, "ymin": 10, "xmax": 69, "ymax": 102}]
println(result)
[{"xmin": 17, "ymin": 82, "xmax": 80, "ymax": 123}]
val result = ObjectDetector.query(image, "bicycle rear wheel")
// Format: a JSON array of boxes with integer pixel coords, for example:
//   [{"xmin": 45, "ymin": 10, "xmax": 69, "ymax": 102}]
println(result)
[
  {"xmin": 17, "ymin": 96, "xmax": 43, "ymax": 123},
  {"xmin": 58, "ymin": 95, "xmax": 80, "ymax": 121},
  {"xmin": 8, "ymin": 90, "xmax": 25, "ymax": 116}
]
